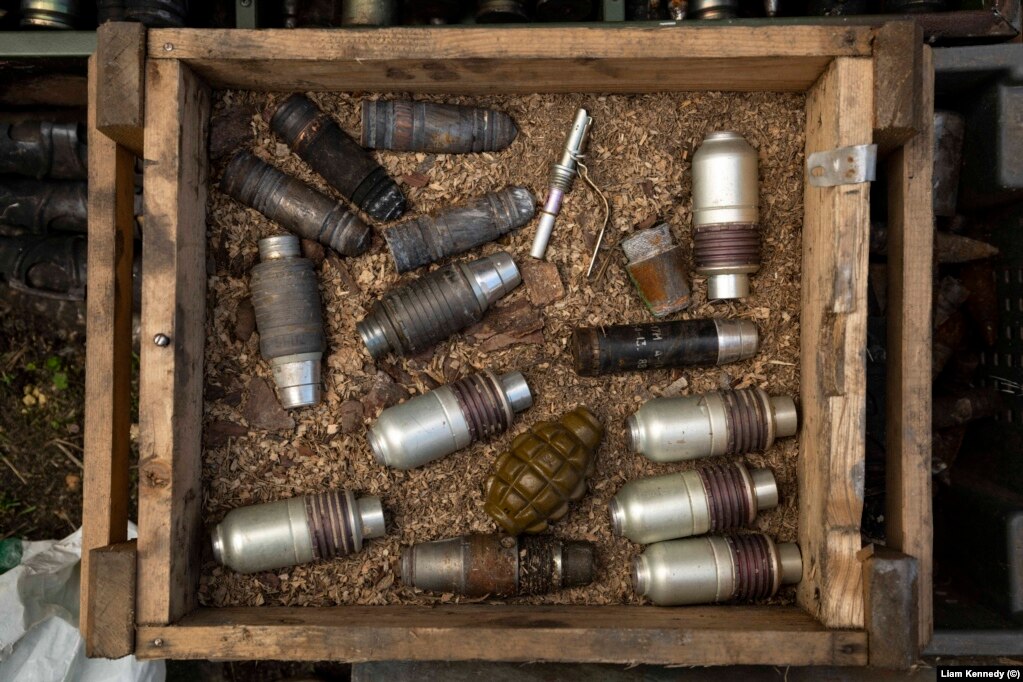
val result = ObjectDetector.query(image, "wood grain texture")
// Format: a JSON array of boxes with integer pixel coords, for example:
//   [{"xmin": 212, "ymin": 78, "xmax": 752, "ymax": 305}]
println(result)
[
  {"xmin": 797, "ymin": 57, "xmax": 873, "ymax": 629},
  {"xmin": 135, "ymin": 606, "xmax": 868, "ymax": 665},
  {"xmin": 861, "ymin": 546, "xmax": 919, "ymax": 668},
  {"xmin": 85, "ymin": 541, "xmax": 138, "ymax": 659},
  {"xmin": 885, "ymin": 46, "xmax": 934, "ymax": 651},
  {"xmin": 147, "ymin": 26, "xmax": 873, "ymax": 93},
  {"xmin": 97, "ymin": 21, "xmax": 146, "ymax": 156},
  {"xmin": 136, "ymin": 59, "xmax": 210, "ymax": 626},
  {"xmin": 81, "ymin": 55, "xmax": 137, "ymax": 652},
  {"xmin": 872, "ymin": 21, "xmax": 924, "ymax": 155}
]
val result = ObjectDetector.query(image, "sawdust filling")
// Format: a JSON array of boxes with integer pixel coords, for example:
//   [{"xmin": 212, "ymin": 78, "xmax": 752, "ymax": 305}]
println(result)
[{"xmin": 199, "ymin": 89, "xmax": 805, "ymax": 607}]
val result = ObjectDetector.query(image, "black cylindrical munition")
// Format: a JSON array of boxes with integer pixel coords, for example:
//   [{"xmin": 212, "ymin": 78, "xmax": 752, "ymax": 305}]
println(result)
[
  {"xmin": 692, "ymin": 130, "xmax": 760, "ymax": 300},
  {"xmin": 250, "ymin": 236, "xmax": 327, "ymax": 409},
  {"xmin": 933, "ymin": 111, "xmax": 965, "ymax": 218},
  {"xmin": 687, "ymin": 0, "xmax": 737, "ymax": 18},
  {"xmin": 341, "ymin": 0, "xmax": 396, "ymax": 24},
  {"xmin": 0, "ymin": 232, "xmax": 87, "ymax": 300},
  {"xmin": 358, "ymin": 251, "xmax": 522, "ymax": 359},
  {"xmin": 401, "ymin": 0, "xmax": 464, "ymax": 23},
  {"xmin": 535, "ymin": 0, "xmax": 593, "ymax": 21},
  {"xmin": 220, "ymin": 151, "xmax": 371, "ymax": 257},
  {"xmin": 401, "ymin": 534, "xmax": 595, "ymax": 597},
  {"xmin": 362, "ymin": 100, "xmax": 519, "ymax": 154},
  {"xmin": 475, "ymin": 0, "xmax": 529, "ymax": 22},
  {"xmin": 384, "ymin": 187, "xmax": 536, "ymax": 273},
  {"xmin": 571, "ymin": 318, "xmax": 758, "ymax": 376},
  {"xmin": 621, "ymin": 223, "xmax": 691, "ymax": 317},
  {"xmin": 212, "ymin": 489, "xmax": 386, "ymax": 574},
  {"xmin": 633, "ymin": 534, "xmax": 802, "ymax": 606},
  {"xmin": 20, "ymin": 0, "xmax": 79, "ymax": 27},
  {"xmin": 0, "ymin": 180, "xmax": 86, "ymax": 233},
  {"xmin": 0, "ymin": 122, "xmax": 87, "ymax": 180},
  {"xmin": 124, "ymin": 0, "xmax": 189, "ymax": 25},
  {"xmin": 270, "ymin": 94, "xmax": 406, "ymax": 222}
]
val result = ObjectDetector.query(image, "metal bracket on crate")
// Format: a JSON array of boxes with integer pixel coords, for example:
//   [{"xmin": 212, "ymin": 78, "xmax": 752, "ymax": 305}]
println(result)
[{"xmin": 806, "ymin": 144, "xmax": 878, "ymax": 187}]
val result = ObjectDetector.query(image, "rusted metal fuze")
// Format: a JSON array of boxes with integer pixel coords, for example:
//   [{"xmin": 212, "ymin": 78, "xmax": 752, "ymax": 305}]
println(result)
[
  {"xmin": 401, "ymin": 534, "xmax": 595, "ymax": 597},
  {"xmin": 933, "ymin": 110, "xmax": 965, "ymax": 218},
  {"xmin": 369, "ymin": 369, "xmax": 533, "ymax": 470},
  {"xmin": 535, "ymin": 0, "xmax": 593, "ymax": 21},
  {"xmin": 270, "ymin": 94, "xmax": 406, "ymax": 222},
  {"xmin": 622, "ymin": 223, "xmax": 691, "ymax": 317},
  {"xmin": 250, "ymin": 236, "xmax": 326, "ymax": 409},
  {"xmin": 212, "ymin": 489, "xmax": 386, "ymax": 574},
  {"xmin": 485, "ymin": 406, "xmax": 603, "ymax": 535},
  {"xmin": 531, "ymin": 108, "xmax": 593, "ymax": 259},
  {"xmin": 0, "ymin": 121, "xmax": 87, "ymax": 180},
  {"xmin": 341, "ymin": 0, "xmax": 396, "ymax": 24},
  {"xmin": 124, "ymin": 0, "xmax": 189, "ymax": 26},
  {"xmin": 362, "ymin": 100, "xmax": 519, "ymax": 154},
  {"xmin": 633, "ymin": 534, "xmax": 802, "ymax": 606},
  {"xmin": 571, "ymin": 318, "xmax": 758, "ymax": 376},
  {"xmin": 0, "ymin": 180, "xmax": 87, "ymax": 233},
  {"xmin": 384, "ymin": 187, "xmax": 535, "ymax": 273},
  {"xmin": 220, "ymin": 151, "xmax": 371, "ymax": 256},
  {"xmin": 475, "ymin": 0, "xmax": 529, "ymax": 22},
  {"xmin": 20, "ymin": 0, "xmax": 79, "ymax": 27},
  {"xmin": 692, "ymin": 130, "xmax": 760, "ymax": 300},
  {"xmin": 687, "ymin": 0, "xmax": 737, "ymax": 18},
  {"xmin": 627, "ymin": 387, "xmax": 798, "ymax": 462},
  {"xmin": 611, "ymin": 463, "xmax": 779, "ymax": 545},
  {"xmin": 357, "ymin": 251, "xmax": 521, "ymax": 359}
]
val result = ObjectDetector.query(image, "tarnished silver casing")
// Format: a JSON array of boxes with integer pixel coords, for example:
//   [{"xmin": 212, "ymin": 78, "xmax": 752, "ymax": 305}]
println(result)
[
  {"xmin": 610, "ymin": 464, "xmax": 779, "ymax": 544},
  {"xmin": 633, "ymin": 535, "xmax": 802, "ymax": 606},
  {"xmin": 531, "ymin": 108, "xmax": 592, "ymax": 259},
  {"xmin": 627, "ymin": 387, "xmax": 798, "ymax": 462},
  {"xmin": 368, "ymin": 370, "xmax": 533, "ymax": 470},
  {"xmin": 211, "ymin": 490, "xmax": 386, "ymax": 574}
]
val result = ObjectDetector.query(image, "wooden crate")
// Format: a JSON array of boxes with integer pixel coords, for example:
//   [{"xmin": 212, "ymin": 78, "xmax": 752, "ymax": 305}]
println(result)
[{"xmin": 81, "ymin": 21, "xmax": 934, "ymax": 667}]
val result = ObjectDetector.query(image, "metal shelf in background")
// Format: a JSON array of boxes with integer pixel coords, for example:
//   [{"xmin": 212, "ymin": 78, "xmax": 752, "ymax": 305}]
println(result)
[{"xmin": 0, "ymin": 32, "xmax": 96, "ymax": 59}]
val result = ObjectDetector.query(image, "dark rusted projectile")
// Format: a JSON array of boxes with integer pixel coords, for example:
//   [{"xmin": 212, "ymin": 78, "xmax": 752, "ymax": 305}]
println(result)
[
  {"xmin": 362, "ymin": 100, "xmax": 519, "ymax": 154},
  {"xmin": 933, "ymin": 110, "xmax": 965, "ymax": 218},
  {"xmin": 0, "ymin": 179, "xmax": 87, "ymax": 233},
  {"xmin": 485, "ymin": 406, "xmax": 603, "ymax": 535},
  {"xmin": 0, "ymin": 121, "xmax": 87, "ymax": 180},
  {"xmin": 220, "ymin": 151, "xmax": 372, "ymax": 256},
  {"xmin": 270, "ymin": 94, "xmax": 406, "ymax": 222},
  {"xmin": 933, "ymin": 388, "xmax": 1005, "ymax": 430},
  {"xmin": 933, "ymin": 275, "xmax": 969, "ymax": 329},
  {"xmin": 475, "ymin": 0, "xmax": 530, "ymax": 22},
  {"xmin": 622, "ymin": 223, "xmax": 691, "ymax": 317},
  {"xmin": 384, "ymin": 187, "xmax": 535, "ymax": 273}
]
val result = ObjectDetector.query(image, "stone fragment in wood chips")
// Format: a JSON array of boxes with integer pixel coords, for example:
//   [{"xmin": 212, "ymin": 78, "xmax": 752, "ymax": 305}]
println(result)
[
  {"xmin": 207, "ymin": 420, "xmax": 249, "ymax": 449},
  {"xmin": 403, "ymin": 172, "xmax": 430, "ymax": 188},
  {"xmin": 363, "ymin": 373, "xmax": 410, "ymax": 415},
  {"xmin": 209, "ymin": 102, "xmax": 257, "ymax": 161},
  {"xmin": 242, "ymin": 378, "xmax": 295, "ymax": 432},
  {"xmin": 234, "ymin": 297, "xmax": 256, "ymax": 342},
  {"xmin": 340, "ymin": 400, "xmax": 365, "ymax": 434},
  {"xmin": 521, "ymin": 260, "xmax": 565, "ymax": 307}
]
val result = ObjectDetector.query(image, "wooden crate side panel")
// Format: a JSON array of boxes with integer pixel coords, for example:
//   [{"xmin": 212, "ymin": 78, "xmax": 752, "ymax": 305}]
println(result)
[
  {"xmin": 81, "ymin": 54, "xmax": 138, "ymax": 652},
  {"xmin": 136, "ymin": 59, "xmax": 210, "ymax": 626},
  {"xmin": 884, "ymin": 46, "xmax": 934, "ymax": 650},
  {"xmin": 797, "ymin": 57, "xmax": 873, "ymax": 629},
  {"xmin": 135, "ymin": 606, "xmax": 868, "ymax": 666}
]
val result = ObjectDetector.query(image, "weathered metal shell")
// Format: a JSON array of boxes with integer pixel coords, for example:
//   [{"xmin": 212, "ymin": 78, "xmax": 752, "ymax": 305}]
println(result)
[{"xmin": 484, "ymin": 405, "xmax": 603, "ymax": 535}]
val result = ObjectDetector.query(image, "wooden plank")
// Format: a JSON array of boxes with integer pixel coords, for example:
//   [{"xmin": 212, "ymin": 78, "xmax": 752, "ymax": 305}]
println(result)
[
  {"xmin": 147, "ymin": 26, "xmax": 873, "ymax": 92},
  {"xmin": 135, "ymin": 606, "xmax": 868, "ymax": 666},
  {"xmin": 136, "ymin": 58, "xmax": 210, "ymax": 626},
  {"xmin": 885, "ymin": 46, "xmax": 934, "ymax": 651},
  {"xmin": 797, "ymin": 57, "xmax": 874, "ymax": 629},
  {"xmin": 872, "ymin": 21, "xmax": 924, "ymax": 155},
  {"xmin": 97, "ymin": 21, "xmax": 147, "ymax": 156},
  {"xmin": 860, "ymin": 546, "xmax": 919, "ymax": 668},
  {"xmin": 85, "ymin": 541, "xmax": 138, "ymax": 659},
  {"xmin": 81, "ymin": 54, "xmax": 137, "ymax": 654}
]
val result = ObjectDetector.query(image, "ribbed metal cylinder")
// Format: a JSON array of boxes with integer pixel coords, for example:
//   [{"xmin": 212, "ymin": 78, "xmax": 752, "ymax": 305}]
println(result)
[
  {"xmin": 270, "ymin": 94, "xmax": 406, "ymax": 222},
  {"xmin": 123, "ymin": 0, "xmax": 189, "ymax": 26},
  {"xmin": 221, "ymin": 151, "xmax": 371, "ymax": 257},
  {"xmin": 20, "ymin": 0, "xmax": 79, "ymax": 28},
  {"xmin": 0, "ymin": 122, "xmax": 87, "ymax": 180},
  {"xmin": 341, "ymin": 0, "xmax": 396, "ymax": 24},
  {"xmin": 362, "ymin": 100, "xmax": 519, "ymax": 154},
  {"xmin": 688, "ymin": 0, "xmax": 737, "ymax": 18}
]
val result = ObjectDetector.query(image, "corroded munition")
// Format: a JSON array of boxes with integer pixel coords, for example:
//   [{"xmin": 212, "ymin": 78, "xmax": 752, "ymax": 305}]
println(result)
[
  {"xmin": 633, "ymin": 534, "xmax": 802, "ymax": 606},
  {"xmin": 384, "ymin": 187, "xmax": 536, "ymax": 273},
  {"xmin": 611, "ymin": 463, "xmax": 779, "ymax": 544},
  {"xmin": 369, "ymin": 369, "xmax": 533, "ymax": 470},
  {"xmin": 0, "ymin": 179, "xmax": 87, "ymax": 233},
  {"xmin": 0, "ymin": 122, "xmax": 87, "ymax": 180},
  {"xmin": 485, "ymin": 406, "xmax": 603, "ymax": 535},
  {"xmin": 250, "ymin": 236, "xmax": 326, "ymax": 409},
  {"xmin": 270, "ymin": 94, "xmax": 406, "ymax": 222},
  {"xmin": 628, "ymin": 386, "xmax": 798, "ymax": 462},
  {"xmin": 687, "ymin": 0, "xmax": 737, "ymax": 18},
  {"xmin": 341, "ymin": 0, "xmax": 396, "ymax": 24},
  {"xmin": 362, "ymin": 100, "xmax": 519, "ymax": 154},
  {"xmin": 621, "ymin": 223, "xmax": 691, "ymax": 317},
  {"xmin": 475, "ymin": 0, "xmax": 529, "ymax": 22},
  {"xmin": 571, "ymin": 318, "xmax": 758, "ymax": 376},
  {"xmin": 692, "ymin": 130, "xmax": 761, "ymax": 300},
  {"xmin": 211, "ymin": 489, "xmax": 386, "ymax": 574},
  {"xmin": 401, "ymin": 534, "xmax": 594, "ymax": 597},
  {"xmin": 20, "ymin": 0, "xmax": 79, "ymax": 27},
  {"xmin": 358, "ymin": 252, "xmax": 521, "ymax": 359},
  {"xmin": 220, "ymin": 151, "xmax": 371, "ymax": 256}
]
